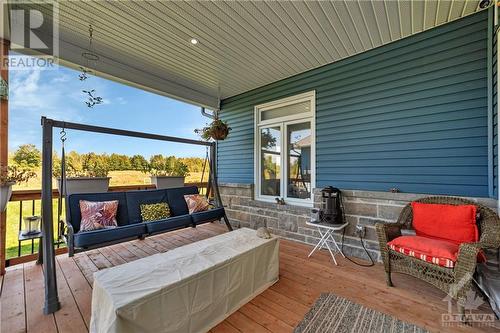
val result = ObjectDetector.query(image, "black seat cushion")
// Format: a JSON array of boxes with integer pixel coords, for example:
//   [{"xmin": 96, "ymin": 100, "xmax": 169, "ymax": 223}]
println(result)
[
  {"xmin": 145, "ymin": 214, "xmax": 192, "ymax": 235},
  {"xmin": 191, "ymin": 207, "xmax": 225, "ymax": 225},
  {"xmin": 166, "ymin": 186, "xmax": 199, "ymax": 216},
  {"xmin": 68, "ymin": 192, "xmax": 128, "ymax": 233},
  {"xmin": 73, "ymin": 224, "xmax": 146, "ymax": 248},
  {"xmin": 125, "ymin": 189, "xmax": 169, "ymax": 224}
]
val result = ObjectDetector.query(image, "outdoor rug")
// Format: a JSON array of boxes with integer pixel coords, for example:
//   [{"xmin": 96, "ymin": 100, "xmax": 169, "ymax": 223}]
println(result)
[{"xmin": 294, "ymin": 293, "xmax": 429, "ymax": 333}]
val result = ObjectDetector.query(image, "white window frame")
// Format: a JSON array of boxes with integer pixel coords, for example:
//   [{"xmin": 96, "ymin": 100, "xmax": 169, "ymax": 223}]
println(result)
[{"xmin": 254, "ymin": 91, "xmax": 316, "ymax": 207}]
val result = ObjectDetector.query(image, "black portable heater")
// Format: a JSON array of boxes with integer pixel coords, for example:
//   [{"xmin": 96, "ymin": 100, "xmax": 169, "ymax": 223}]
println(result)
[{"xmin": 319, "ymin": 186, "xmax": 344, "ymax": 225}]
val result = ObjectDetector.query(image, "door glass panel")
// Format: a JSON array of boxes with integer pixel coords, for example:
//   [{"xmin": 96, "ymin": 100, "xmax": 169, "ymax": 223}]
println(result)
[
  {"xmin": 261, "ymin": 100, "xmax": 310, "ymax": 121},
  {"xmin": 287, "ymin": 122, "xmax": 311, "ymax": 199},
  {"xmin": 260, "ymin": 127, "xmax": 281, "ymax": 196}
]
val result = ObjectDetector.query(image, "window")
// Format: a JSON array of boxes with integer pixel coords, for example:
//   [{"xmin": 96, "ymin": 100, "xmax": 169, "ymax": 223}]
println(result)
[{"xmin": 255, "ymin": 91, "xmax": 315, "ymax": 205}]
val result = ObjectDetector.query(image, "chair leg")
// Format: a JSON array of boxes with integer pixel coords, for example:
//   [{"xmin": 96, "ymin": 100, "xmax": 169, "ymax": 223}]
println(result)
[{"xmin": 385, "ymin": 271, "xmax": 393, "ymax": 287}]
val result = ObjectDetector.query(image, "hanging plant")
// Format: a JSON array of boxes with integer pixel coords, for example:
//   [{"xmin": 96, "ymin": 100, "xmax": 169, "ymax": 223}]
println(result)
[{"xmin": 195, "ymin": 118, "xmax": 231, "ymax": 141}]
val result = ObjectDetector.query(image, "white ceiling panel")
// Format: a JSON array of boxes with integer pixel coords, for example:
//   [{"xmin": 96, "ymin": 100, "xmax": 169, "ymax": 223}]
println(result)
[{"xmin": 10, "ymin": 0, "xmax": 485, "ymax": 108}]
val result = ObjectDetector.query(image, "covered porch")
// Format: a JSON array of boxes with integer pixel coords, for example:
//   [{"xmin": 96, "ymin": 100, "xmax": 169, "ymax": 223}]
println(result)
[
  {"xmin": 1, "ymin": 0, "xmax": 500, "ymax": 332},
  {"xmin": 1, "ymin": 222, "xmax": 496, "ymax": 333}
]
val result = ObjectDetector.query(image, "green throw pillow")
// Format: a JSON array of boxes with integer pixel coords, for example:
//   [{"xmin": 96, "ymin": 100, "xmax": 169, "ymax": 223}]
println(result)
[{"xmin": 140, "ymin": 202, "xmax": 170, "ymax": 222}]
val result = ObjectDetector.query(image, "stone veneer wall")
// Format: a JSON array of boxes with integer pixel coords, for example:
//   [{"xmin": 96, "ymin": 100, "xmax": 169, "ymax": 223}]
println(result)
[{"xmin": 219, "ymin": 183, "xmax": 498, "ymax": 262}]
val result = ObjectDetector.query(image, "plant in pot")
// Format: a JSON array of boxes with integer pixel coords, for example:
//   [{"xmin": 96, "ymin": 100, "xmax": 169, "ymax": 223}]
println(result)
[
  {"xmin": 54, "ymin": 152, "xmax": 111, "ymax": 196},
  {"xmin": 148, "ymin": 155, "xmax": 189, "ymax": 189},
  {"xmin": 195, "ymin": 117, "xmax": 231, "ymax": 141},
  {"xmin": 0, "ymin": 165, "xmax": 36, "ymax": 212}
]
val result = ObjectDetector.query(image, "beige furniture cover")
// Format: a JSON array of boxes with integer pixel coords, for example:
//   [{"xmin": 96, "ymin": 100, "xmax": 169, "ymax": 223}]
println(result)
[{"xmin": 90, "ymin": 228, "xmax": 279, "ymax": 333}]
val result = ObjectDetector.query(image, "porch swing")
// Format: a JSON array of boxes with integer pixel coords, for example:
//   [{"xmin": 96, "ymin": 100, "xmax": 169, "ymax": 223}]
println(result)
[{"xmin": 40, "ymin": 117, "xmax": 232, "ymax": 313}]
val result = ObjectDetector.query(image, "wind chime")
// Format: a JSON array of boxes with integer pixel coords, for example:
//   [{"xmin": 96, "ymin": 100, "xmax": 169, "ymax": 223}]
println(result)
[{"xmin": 79, "ymin": 24, "xmax": 103, "ymax": 108}]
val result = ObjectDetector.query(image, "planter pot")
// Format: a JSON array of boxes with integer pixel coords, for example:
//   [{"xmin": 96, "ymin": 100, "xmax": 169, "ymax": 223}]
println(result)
[
  {"xmin": 151, "ymin": 176, "xmax": 185, "ymax": 189},
  {"xmin": 57, "ymin": 177, "xmax": 110, "ymax": 196},
  {"xmin": 211, "ymin": 126, "xmax": 229, "ymax": 140},
  {"xmin": 0, "ymin": 182, "xmax": 14, "ymax": 212}
]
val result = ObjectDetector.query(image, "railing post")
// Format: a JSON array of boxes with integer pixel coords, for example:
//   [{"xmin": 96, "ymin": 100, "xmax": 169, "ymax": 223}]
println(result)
[
  {"xmin": 41, "ymin": 117, "xmax": 60, "ymax": 314},
  {"xmin": 0, "ymin": 38, "xmax": 9, "ymax": 275}
]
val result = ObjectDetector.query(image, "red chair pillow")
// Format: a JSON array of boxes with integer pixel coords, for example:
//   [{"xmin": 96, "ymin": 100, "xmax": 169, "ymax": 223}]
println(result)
[{"xmin": 411, "ymin": 202, "xmax": 478, "ymax": 244}]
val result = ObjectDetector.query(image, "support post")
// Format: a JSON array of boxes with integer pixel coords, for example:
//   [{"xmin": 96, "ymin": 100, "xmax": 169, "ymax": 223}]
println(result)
[
  {"xmin": 41, "ymin": 117, "xmax": 60, "ymax": 314},
  {"xmin": 209, "ymin": 143, "xmax": 232, "ymax": 231},
  {"xmin": 0, "ymin": 38, "xmax": 9, "ymax": 275}
]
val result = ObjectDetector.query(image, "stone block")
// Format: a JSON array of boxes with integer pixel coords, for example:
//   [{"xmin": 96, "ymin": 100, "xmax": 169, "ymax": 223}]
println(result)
[
  {"xmin": 250, "ymin": 214, "xmax": 267, "ymax": 228},
  {"xmin": 377, "ymin": 204, "xmax": 404, "ymax": 221},
  {"xmin": 344, "ymin": 201, "xmax": 377, "ymax": 218},
  {"xmin": 266, "ymin": 217, "xmax": 279, "ymax": 229},
  {"xmin": 278, "ymin": 214, "xmax": 298, "ymax": 232},
  {"xmin": 358, "ymin": 217, "xmax": 388, "ymax": 226}
]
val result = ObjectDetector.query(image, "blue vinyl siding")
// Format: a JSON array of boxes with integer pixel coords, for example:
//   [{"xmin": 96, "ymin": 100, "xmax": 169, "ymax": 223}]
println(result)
[{"xmin": 218, "ymin": 11, "xmax": 491, "ymax": 197}]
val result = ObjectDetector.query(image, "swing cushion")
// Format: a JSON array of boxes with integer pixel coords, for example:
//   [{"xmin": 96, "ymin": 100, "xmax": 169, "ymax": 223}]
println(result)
[
  {"xmin": 191, "ymin": 207, "xmax": 225, "ymax": 225},
  {"xmin": 145, "ymin": 215, "xmax": 192, "ymax": 235},
  {"xmin": 74, "ymin": 223, "xmax": 147, "ymax": 249}
]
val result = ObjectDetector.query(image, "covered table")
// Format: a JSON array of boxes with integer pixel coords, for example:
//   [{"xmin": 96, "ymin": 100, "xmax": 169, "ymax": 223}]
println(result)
[{"xmin": 90, "ymin": 228, "xmax": 279, "ymax": 333}]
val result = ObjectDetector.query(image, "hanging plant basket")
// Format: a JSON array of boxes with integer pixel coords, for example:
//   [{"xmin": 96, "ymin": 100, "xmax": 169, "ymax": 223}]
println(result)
[
  {"xmin": 211, "ymin": 125, "xmax": 230, "ymax": 140},
  {"xmin": 195, "ymin": 119, "xmax": 231, "ymax": 141}
]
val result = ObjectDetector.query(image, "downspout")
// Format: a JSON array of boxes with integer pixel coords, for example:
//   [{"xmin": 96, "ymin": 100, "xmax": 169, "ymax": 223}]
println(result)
[
  {"xmin": 488, "ymin": 6, "xmax": 494, "ymax": 199},
  {"xmin": 496, "ymin": 2, "xmax": 500, "ymax": 212},
  {"xmin": 201, "ymin": 107, "xmax": 215, "ymax": 119}
]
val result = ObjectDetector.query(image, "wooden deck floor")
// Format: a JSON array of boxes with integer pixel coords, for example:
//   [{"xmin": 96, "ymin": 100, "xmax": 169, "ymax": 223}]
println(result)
[{"xmin": 1, "ymin": 223, "xmax": 498, "ymax": 333}]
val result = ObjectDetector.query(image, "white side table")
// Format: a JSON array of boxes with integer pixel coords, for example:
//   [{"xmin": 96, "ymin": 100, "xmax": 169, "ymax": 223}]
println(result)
[{"xmin": 306, "ymin": 221, "xmax": 348, "ymax": 265}]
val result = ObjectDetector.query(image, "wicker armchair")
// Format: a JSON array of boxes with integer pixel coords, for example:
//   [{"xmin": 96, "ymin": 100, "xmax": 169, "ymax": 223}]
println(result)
[{"xmin": 376, "ymin": 196, "xmax": 500, "ymax": 315}]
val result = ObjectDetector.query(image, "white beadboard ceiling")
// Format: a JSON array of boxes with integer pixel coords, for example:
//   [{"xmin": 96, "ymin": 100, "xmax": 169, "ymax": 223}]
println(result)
[{"xmin": 9, "ymin": 0, "xmax": 486, "ymax": 108}]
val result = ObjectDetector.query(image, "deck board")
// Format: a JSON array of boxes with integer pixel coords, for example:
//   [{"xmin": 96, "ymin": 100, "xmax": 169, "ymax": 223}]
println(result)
[
  {"xmin": 1, "ymin": 264, "xmax": 26, "ymax": 333},
  {"xmin": 1, "ymin": 222, "xmax": 498, "ymax": 333},
  {"xmin": 54, "ymin": 260, "xmax": 88, "ymax": 333},
  {"xmin": 24, "ymin": 262, "xmax": 58, "ymax": 333},
  {"xmin": 57, "ymin": 255, "xmax": 92, "ymax": 327}
]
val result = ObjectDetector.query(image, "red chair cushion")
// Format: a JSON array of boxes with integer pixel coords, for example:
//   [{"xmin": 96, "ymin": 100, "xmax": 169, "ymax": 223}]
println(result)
[
  {"xmin": 387, "ymin": 236, "xmax": 485, "ymax": 268},
  {"xmin": 411, "ymin": 202, "xmax": 478, "ymax": 244}
]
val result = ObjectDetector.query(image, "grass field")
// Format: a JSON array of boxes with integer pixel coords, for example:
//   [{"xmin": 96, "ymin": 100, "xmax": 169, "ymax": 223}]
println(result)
[{"xmin": 6, "ymin": 170, "xmax": 207, "ymax": 259}]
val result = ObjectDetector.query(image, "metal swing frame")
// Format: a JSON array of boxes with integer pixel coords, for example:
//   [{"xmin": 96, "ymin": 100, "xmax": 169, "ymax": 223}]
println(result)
[{"xmin": 40, "ymin": 116, "xmax": 232, "ymax": 314}]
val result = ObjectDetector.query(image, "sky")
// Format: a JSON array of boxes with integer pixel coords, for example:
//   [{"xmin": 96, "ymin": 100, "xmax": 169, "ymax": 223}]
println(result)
[{"xmin": 8, "ymin": 57, "xmax": 209, "ymax": 158}]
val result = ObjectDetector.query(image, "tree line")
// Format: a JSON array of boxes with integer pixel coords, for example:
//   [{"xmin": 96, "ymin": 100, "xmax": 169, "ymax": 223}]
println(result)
[{"xmin": 10, "ymin": 144, "xmax": 207, "ymax": 173}]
